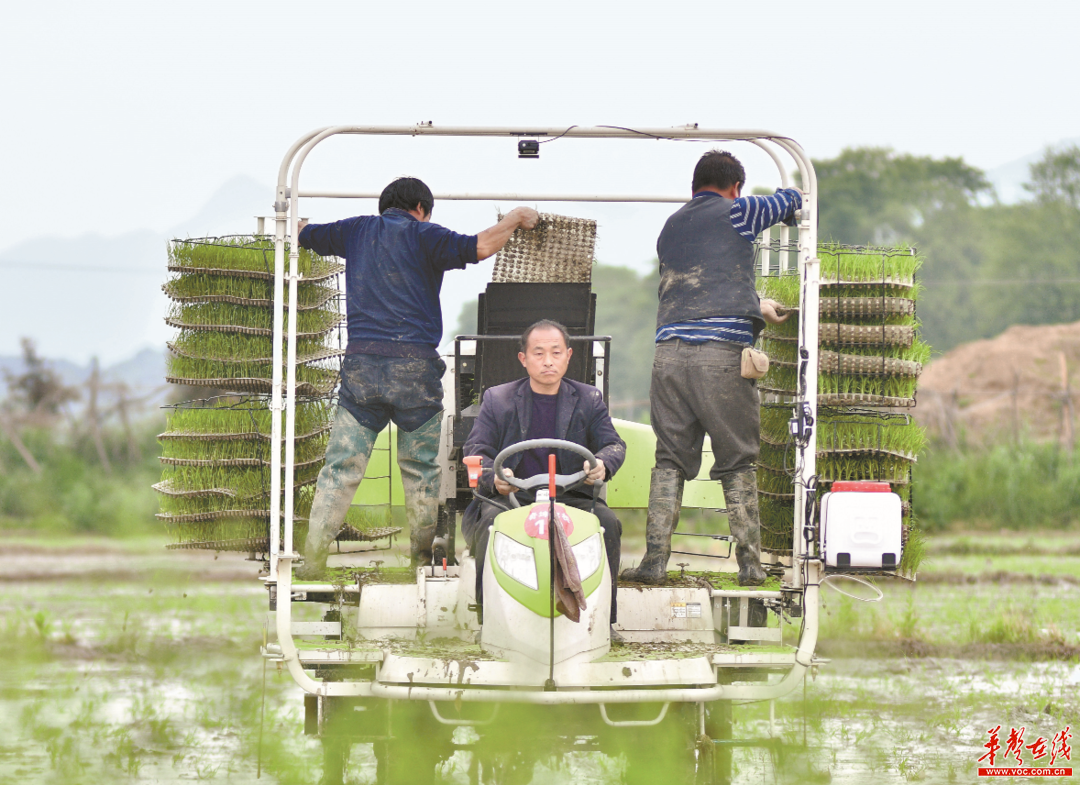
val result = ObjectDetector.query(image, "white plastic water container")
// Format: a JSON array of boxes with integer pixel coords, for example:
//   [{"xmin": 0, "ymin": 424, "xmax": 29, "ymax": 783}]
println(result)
[{"xmin": 820, "ymin": 485, "xmax": 903, "ymax": 570}]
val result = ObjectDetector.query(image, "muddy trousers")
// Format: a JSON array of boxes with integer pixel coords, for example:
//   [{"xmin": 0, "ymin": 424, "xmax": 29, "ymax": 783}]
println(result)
[
  {"xmin": 298, "ymin": 408, "xmax": 443, "ymax": 578},
  {"xmin": 465, "ymin": 496, "xmax": 622, "ymax": 623}
]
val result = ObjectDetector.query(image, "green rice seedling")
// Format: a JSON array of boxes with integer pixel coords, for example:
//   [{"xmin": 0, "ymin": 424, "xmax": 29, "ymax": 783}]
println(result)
[
  {"xmin": 166, "ymin": 301, "xmax": 341, "ymax": 335},
  {"xmin": 814, "ymin": 412, "xmax": 927, "ymax": 458},
  {"xmin": 899, "ymin": 523, "xmax": 926, "ymax": 576},
  {"xmin": 165, "ymin": 354, "xmax": 339, "ymax": 393},
  {"xmin": 763, "ymin": 364, "xmax": 920, "ymax": 400},
  {"xmin": 341, "ymin": 504, "xmax": 394, "ymax": 534},
  {"xmin": 759, "ymin": 441, "xmax": 914, "ymax": 485},
  {"xmin": 759, "ymin": 336, "xmax": 931, "ymax": 368},
  {"xmin": 758, "ymin": 465, "xmax": 795, "ymax": 497},
  {"xmin": 157, "ymin": 479, "xmax": 317, "ymax": 518},
  {"xmin": 163, "ymin": 275, "xmax": 337, "ymax": 309},
  {"xmin": 759, "ymin": 495, "xmax": 796, "ymax": 551},
  {"xmin": 764, "ymin": 313, "xmax": 918, "ymax": 344},
  {"xmin": 817, "ymin": 243, "xmax": 923, "ymax": 284},
  {"xmin": 757, "ymin": 272, "xmax": 801, "ymax": 307},
  {"xmin": 760, "ymin": 405, "xmax": 797, "ymax": 443},
  {"xmin": 158, "ymin": 461, "xmax": 322, "ymax": 498},
  {"xmin": 165, "ymin": 516, "xmax": 271, "ymax": 548},
  {"xmin": 168, "ymin": 236, "xmax": 340, "ymax": 280},
  {"xmin": 162, "ymin": 397, "xmax": 333, "ymax": 438},
  {"xmin": 160, "ymin": 431, "xmax": 330, "ymax": 465},
  {"xmin": 757, "ymin": 269, "xmax": 924, "ymax": 308},
  {"xmin": 170, "ymin": 332, "xmax": 329, "ymax": 362}
]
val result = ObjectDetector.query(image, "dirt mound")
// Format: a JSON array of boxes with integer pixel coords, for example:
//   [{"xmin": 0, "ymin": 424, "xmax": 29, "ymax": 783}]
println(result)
[{"xmin": 916, "ymin": 320, "xmax": 1080, "ymax": 444}]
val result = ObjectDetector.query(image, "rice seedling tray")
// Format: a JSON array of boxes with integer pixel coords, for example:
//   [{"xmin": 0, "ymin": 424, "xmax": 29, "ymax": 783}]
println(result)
[
  {"xmin": 166, "ymin": 260, "xmax": 344, "ymax": 282},
  {"xmin": 165, "ymin": 376, "xmax": 335, "ymax": 397},
  {"xmin": 763, "ymin": 323, "xmax": 915, "ymax": 347},
  {"xmin": 166, "ymin": 301, "xmax": 342, "ymax": 333},
  {"xmin": 163, "ymin": 524, "xmax": 402, "ymax": 552},
  {"xmin": 761, "ymin": 362, "xmax": 919, "ymax": 399},
  {"xmin": 156, "ymin": 509, "xmax": 284, "ymax": 524},
  {"xmin": 760, "ymin": 434, "xmax": 918, "ymax": 462},
  {"xmin": 152, "ymin": 475, "xmax": 316, "ymax": 499},
  {"xmin": 162, "ymin": 281, "xmax": 338, "ymax": 310},
  {"xmin": 168, "ymin": 235, "xmax": 341, "ymax": 279},
  {"xmin": 164, "ymin": 315, "xmax": 343, "ymax": 339},
  {"xmin": 158, "ymin": 425, "xmax": 331, "ymax": 442},
  {"xmin": 768, "ymin": 353, "xmax": 923, "ymax": 377},
  {"xmin": 167, "ymin": 333, "xmax": 341, "ymax": 364},
  {"xmin": 158, "ymin": 455, "xmax": 326, "ymax": 470}
]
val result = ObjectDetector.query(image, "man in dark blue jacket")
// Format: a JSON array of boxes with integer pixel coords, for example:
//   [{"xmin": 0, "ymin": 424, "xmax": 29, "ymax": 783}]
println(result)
[
  {"xmin": 462, "ymin": 320, "xmax": 626, "ymax": 624},
  {"xmin": 296, "ymin": 177, "xmax": 538, "ymax": 578}
]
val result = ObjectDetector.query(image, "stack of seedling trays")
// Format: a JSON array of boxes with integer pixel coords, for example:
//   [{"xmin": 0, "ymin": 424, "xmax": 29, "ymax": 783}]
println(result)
[
  {"xmin": 156, "ymin": 236, "xmax": 391, "ymax": 551},
  {"xmin": 755, "ymin": 244, "xmax": 928, "ymax": 577}
]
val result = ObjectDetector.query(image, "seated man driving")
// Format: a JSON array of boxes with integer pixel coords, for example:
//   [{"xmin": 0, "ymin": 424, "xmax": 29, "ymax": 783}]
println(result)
[{"xmin": 462, "ymin": 319, "xmax": 627, "ymax": 629}]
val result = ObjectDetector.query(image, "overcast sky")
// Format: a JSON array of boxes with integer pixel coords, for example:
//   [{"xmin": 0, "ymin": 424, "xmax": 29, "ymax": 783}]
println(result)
[{"xmin": 2, "ymin": 0, "xmax": 1077, "ymax": 364}]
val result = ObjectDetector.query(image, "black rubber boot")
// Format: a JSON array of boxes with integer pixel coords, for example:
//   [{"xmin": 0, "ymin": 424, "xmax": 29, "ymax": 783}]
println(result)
[
  {"xmin": 620, "ymin": 468, "xmax": 684, "ymax": 585},
  {"xmin": 720, "ymin": 469, "xmax": 767, "ymax": 587}
]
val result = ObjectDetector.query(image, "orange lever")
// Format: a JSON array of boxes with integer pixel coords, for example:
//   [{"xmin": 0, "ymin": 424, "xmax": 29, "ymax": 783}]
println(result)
[
  {"xmin": 463, "ymin": 455, "xmax": 483, "ymax": 488},
  {"xmin": 548, "ymin": 454, "xmax": 557, "ymax": 499}
]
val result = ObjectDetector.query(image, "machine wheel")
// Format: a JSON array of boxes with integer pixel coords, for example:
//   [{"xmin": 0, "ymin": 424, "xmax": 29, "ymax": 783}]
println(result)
[
  {"xmin": 613, "ymin": 704, "xmax": 697, "ymax": 785},
  {"xmin": 320, "ymin": 735, "xmax": 349, "ymax": 785}
]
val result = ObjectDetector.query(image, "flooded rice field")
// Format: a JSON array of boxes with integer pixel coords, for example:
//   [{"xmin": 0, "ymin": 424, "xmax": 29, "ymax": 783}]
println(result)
[{"xmin": 1, "ymin": 533, "xmax": 1077, "ymax": 784}]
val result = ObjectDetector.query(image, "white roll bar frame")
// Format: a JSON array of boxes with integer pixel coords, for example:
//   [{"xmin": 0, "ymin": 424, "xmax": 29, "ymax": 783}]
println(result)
[{"xmin": 269, "ymin": 124, "xmax": 821, "ymax": 701}]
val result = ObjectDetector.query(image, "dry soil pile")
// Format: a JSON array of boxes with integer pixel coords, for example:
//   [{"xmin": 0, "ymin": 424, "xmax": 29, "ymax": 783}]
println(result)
[{"xmin": 916, "ymin": 319, "xmax": 1080, "ymax": 444}]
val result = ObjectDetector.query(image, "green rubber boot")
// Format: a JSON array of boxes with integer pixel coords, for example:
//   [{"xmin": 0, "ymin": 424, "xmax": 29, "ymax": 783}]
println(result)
[
  {"xmin": 397, "ymin": 412, "xmax": 443, "ymax": 568},
  {"xmin": 296, "ymin": 408, "xmax": 378, "ymax": 581},
  {"xmin": 721, "ymin": 469, "xmax": 767, "ymax": 587},
  {"xmin": 620, "ymin": 468, "xmax": 684, "ymax": 585}
]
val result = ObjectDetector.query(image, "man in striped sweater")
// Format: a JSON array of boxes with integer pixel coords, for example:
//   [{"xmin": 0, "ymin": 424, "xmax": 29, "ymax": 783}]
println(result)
[{"xmin": 622, "ymin": 150, "xmax": 799, "ymax": 586}]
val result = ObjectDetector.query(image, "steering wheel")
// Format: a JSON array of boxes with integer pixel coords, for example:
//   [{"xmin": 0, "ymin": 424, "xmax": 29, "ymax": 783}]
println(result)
[{"xmin": 491, "ymin": 439, "xmax": 601, "ymax": 509}]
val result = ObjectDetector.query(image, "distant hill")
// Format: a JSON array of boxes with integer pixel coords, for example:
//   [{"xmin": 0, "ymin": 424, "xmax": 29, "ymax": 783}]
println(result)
[
  {"xmin": 985, "ymin": 136, "xmax": 1080, "ymax": 203},
  {"xmin": 0, "ymin": 175, "xmax": 271, "ymax": 365}
]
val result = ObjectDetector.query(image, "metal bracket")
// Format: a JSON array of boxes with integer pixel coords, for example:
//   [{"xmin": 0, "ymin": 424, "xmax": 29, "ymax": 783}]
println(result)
[
  {"xmin": 598, "ymin": 702, "xmax": 670, "ymax": 727},
  {"xmin": 428, "ymin": 701, "xmax": 500, "ymax": 727},
  {"xmin": 672, "ymin": 532, "xmax": 734, "ymax": 560}
]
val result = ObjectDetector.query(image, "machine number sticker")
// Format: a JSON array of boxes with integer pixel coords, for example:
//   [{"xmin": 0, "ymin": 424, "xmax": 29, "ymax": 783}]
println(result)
[{"xmin": 671, "ymin": 603, "xmax": 702, "ymax": 619}]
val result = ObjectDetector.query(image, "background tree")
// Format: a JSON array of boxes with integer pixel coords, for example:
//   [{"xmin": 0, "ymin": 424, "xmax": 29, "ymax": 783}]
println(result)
[
  {"xmin": 1025, "ymin": 143, "xmax": 1080, "ymax": 209},
  {"xmin": 814, "ymin": 147, "xmax": 992, "ymax": 246},
  {"xmin": 2, "ymin": 337, "xmax": 79, "ymax": 418}
]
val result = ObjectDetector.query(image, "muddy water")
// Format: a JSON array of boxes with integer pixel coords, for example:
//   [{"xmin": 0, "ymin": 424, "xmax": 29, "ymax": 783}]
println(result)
[{"xmin": 1, "ymin": 538, "xmax": 1077, "ymax": 784}]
